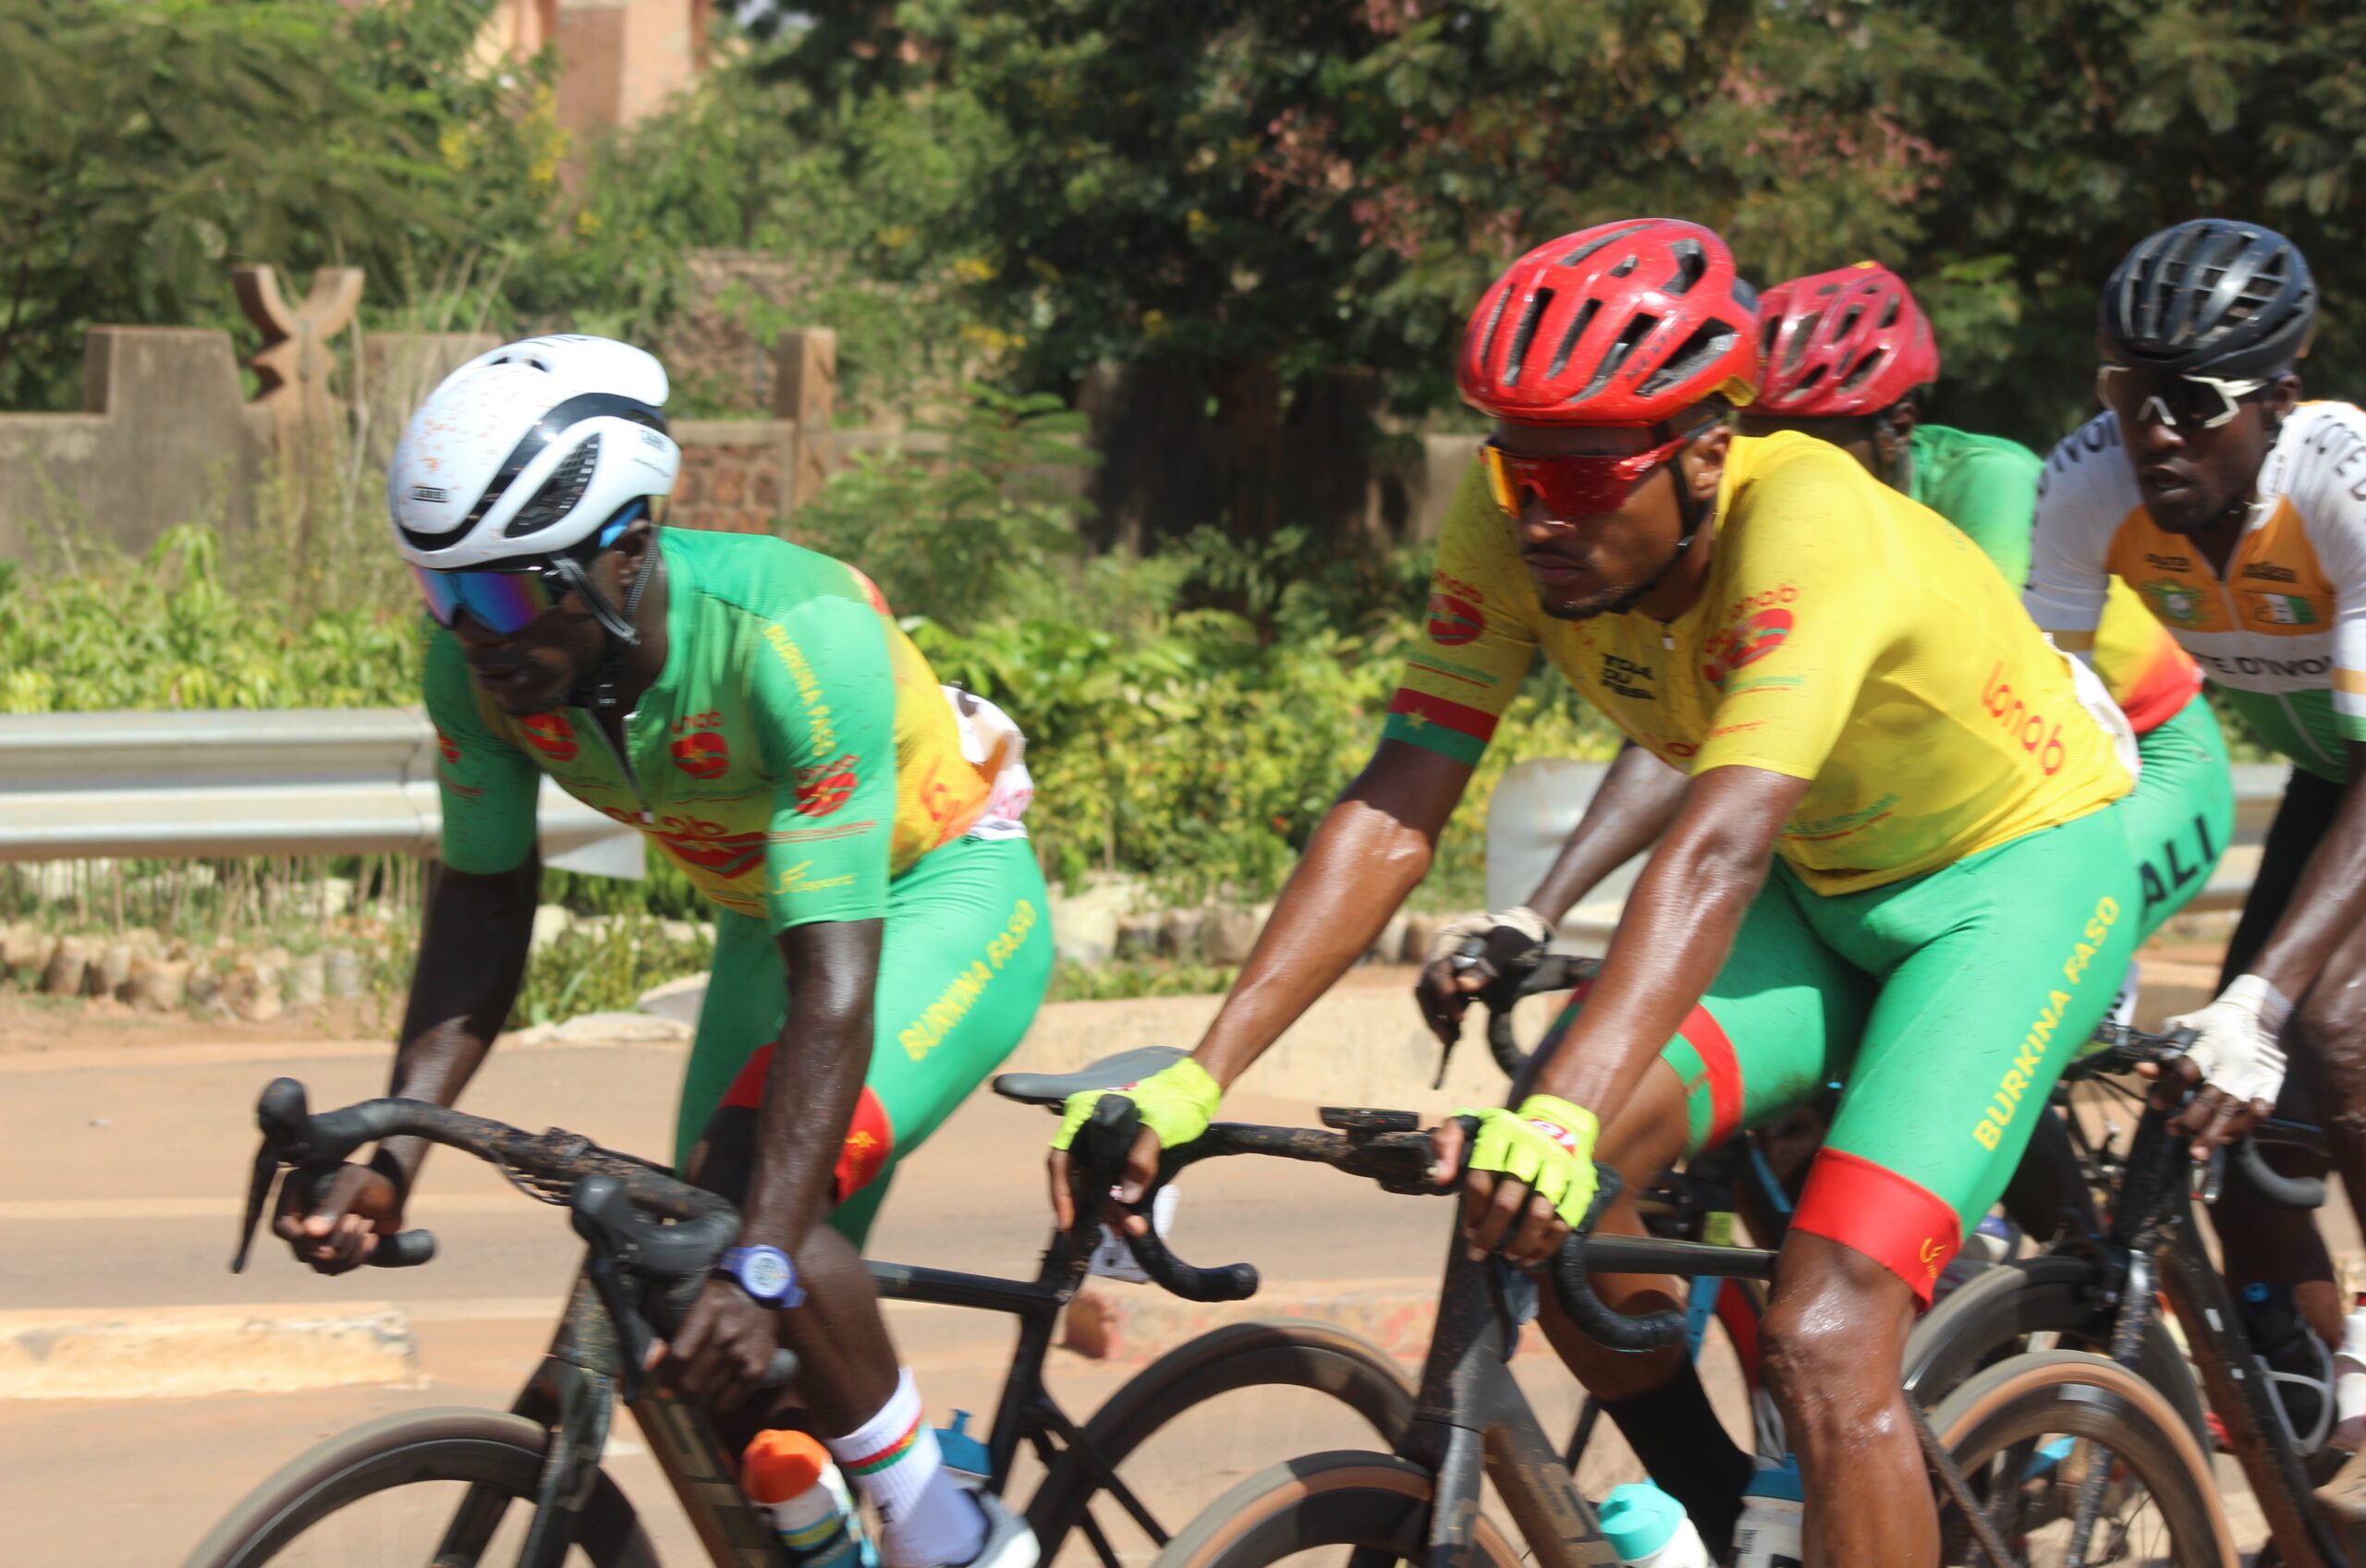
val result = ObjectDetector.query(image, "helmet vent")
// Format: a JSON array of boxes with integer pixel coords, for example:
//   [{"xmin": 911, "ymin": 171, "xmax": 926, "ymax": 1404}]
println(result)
[
  {"xmin": 1560, "ymin": 222, "xmax": 1653, "ymax": 269},
  {"xmin": 505, "ymin": 434, "xmax": 602, "ymax": 539},
  {"xmin": 1579, "ymin": 312, "xmax": 1658, "ymax": 401},
  {"xmin": 1547, "ymin": 298, "xmax": 1602, "ymax": 381},
  {"xmin": 1664, "ymin": 240, "xmax": 1706, "ymax": 296},
  {"xmin": 1877, "ymin": 295, "xmax": 1900, "ymax": 329},
  {"xmin": 1640, "ymin": 320, "xmax": 1739, "ymax": 397},
  {"xmin": 1838, "ymin": 351, "xmax": 1884, "ymax": 394},
  {"xmin": 1608, "ymin": 253, "xmax": 1640, "ymax": 279},
  {"xmin": 1782, "ymin": 312, "xmax": 1820, "ymax": 376},
  {"xmin": 1504, "ymin": 287, "xmax": 1554, "ymax": 385}
]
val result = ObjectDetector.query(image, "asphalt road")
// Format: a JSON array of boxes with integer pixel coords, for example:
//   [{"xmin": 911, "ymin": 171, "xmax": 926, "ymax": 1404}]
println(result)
[{"xmin": 0, "ymin": 965, "xmax": 2333, "ymax": 1566}]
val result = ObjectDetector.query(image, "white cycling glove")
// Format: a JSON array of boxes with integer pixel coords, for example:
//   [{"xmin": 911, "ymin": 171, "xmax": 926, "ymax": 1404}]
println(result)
[
  {"xmin": 2165, "ymin": 974, "xmax": 2293, "ymax": 1110},
  {"xmin": 1427, "ymin": 906, "xmax": 1553, "ymax": 980}
]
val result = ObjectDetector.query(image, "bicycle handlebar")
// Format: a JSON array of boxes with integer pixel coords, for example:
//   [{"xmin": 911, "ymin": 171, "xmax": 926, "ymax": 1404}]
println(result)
[
  {"xmin": 2063, "ymin": 1026, "xmax": 2324, "ymax": 1211},
  {"xmin": 1067, "ymin": 1100, "xmax": 1721, "ymax": 1349},
  {"xmin": 235, "ymin": 1078, "xmax": 794, "ymax": 1387}
]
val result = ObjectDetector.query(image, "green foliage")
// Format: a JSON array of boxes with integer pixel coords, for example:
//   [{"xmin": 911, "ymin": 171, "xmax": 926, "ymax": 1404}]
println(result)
[
  {"xmin": 0, "ymin": 524, "xmax": 418, "ymax": 713},
  {"xmin": 0, "ymin": 0, "xmax": 558, "ymax": 410},
  {"xmin": 509, "ymin": 916, "xmax": 715, "ymax": 1030},
  {"xmin": 1047, "ymin": 957, "xmax": 1240, "ymax": 1003},
  {"xmin": 794, "ymin": 389, "xmax": 1095, "ymax": 631}
]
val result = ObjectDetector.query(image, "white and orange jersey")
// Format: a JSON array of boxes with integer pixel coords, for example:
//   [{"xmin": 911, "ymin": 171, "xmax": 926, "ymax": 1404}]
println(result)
[{"xmin": 2027, "ymin": 403, "xmax": 2366, "ymax": 781}]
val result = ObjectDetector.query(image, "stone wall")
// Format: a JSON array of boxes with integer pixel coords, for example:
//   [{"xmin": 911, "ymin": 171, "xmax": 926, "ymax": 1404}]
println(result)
[
  {"xmin": 657, "ymin": 249, "xmax": 809, "ymax": 414},
  {"xmin": 0, "ymin": 329, "xmax": 274, "ymax": 562},
  {"xmin": 667, "ymin": 419, "xmax": 799, "ymax": 536}
]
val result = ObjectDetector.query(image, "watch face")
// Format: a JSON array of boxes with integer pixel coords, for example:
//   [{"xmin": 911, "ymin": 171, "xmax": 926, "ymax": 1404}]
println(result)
[{"xmin": 738, "ymin": 1248, "xmax": 793, "ymax": 1301}]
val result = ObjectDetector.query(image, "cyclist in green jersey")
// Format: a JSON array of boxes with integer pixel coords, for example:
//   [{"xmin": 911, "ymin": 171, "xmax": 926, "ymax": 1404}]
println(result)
[{"xmin": 275, "ymin": 336, "xmax": 1044, "ymax": 1568}]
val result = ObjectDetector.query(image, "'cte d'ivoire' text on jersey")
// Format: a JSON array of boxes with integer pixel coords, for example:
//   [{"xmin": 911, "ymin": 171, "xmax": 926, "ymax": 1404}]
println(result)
[{"xmin": 2027, "ymin": 402, "xmax": 2366, "ymax": 784}]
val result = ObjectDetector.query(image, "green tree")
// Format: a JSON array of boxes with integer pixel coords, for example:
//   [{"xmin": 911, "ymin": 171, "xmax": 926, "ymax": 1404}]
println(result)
[{"xmin": 0, "ymin": 0, "xmax": 556, "ymax": 411}]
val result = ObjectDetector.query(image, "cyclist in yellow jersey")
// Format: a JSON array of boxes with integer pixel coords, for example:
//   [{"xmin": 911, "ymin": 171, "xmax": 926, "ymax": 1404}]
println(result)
[{"xmin": 1044, "ymin": 220, "xmax": 2138, "ymax": 1564}]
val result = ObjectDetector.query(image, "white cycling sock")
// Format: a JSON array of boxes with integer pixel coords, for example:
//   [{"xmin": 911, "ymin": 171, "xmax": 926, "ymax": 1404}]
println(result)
[{"xmin": 826, "ymin": 1369, "xmax": 985, "ymax": 1568}]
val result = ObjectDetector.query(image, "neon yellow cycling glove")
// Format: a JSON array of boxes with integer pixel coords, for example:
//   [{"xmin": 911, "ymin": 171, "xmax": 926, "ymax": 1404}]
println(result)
[
  {"xmin": 1460, "ymin": 1094, "xmax": 1602, "ymax": 1228},
  {"xmin": 1052, "ymin": 1058, "xmax": 1222, "ymax": 1154}
]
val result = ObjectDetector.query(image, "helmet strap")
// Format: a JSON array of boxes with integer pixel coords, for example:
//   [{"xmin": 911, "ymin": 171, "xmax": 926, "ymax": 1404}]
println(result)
[
  {"xmin": 564, "ymin": 533, "xmax": 659, "ymax": 712},
  {"xmin": 1601, "ymin": 437, "xmax": 1713, "ymax": 618}
]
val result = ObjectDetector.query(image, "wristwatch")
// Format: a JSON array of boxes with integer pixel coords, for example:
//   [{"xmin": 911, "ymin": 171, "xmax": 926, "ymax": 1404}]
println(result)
[{"xmin": 719, "ymin": 1245, "xmax": 805, "ymax": 1309}]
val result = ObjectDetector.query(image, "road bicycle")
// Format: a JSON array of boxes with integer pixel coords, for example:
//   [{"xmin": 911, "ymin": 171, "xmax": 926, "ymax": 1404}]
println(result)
[
  {"xmin": 183, "ymin": 1055, "xmax": 1418, "ymax": 1568},
  {"xmin": 1914, "ymin": 1027, "xmax": 2357, "ymax": 1568},
  {"xmin": 1050, "ymin": 1082, "xmax": 2235, "ymax": 1568},
  {"xmin": 1469, "ymin": 953, "xmax": 2210, "ymax": 1474}
]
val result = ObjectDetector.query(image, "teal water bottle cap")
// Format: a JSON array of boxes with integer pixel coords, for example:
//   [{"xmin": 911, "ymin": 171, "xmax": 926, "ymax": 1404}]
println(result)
[
  {"xmin": 936, "ymin": 1410, "xmax": 990, "ymax": 1475},
  {"xmin": 1600, "ymin": 1481, "xmax": 1685, "ymax": 1562},
  {"xmin": 1744, "ymin": 1454, "xmax": 1804, "ymax": 1502}
]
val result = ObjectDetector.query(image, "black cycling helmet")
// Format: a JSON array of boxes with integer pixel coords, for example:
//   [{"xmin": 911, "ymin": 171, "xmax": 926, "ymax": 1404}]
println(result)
[{"xmin": 2099, "ymin": 220, "xmax": 2316, "ymax": 378}]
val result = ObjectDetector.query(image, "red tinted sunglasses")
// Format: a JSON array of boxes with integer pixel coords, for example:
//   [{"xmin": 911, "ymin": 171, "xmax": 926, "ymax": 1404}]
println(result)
[{"xmin": 1479, "ymin": 432, "xmax": 1692, "ymax": 521}]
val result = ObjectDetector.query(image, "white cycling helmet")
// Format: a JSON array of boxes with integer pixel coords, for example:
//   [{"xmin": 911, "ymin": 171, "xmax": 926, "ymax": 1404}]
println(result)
[{"xmin": 387, "ymin": 334, "xmax": 680, "ymax": 570}]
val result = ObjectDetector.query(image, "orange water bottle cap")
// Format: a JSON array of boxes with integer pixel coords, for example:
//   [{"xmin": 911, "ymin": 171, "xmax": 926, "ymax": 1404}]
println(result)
[{"xmin": 742, "ymin": 1428, "xmax": 831, "ymax": 1504}]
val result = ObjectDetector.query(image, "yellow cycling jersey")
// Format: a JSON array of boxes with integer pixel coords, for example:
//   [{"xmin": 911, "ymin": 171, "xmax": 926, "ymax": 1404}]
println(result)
[{"xmin": 1387, "ymin": 432, "xmax": 2133, "ymax": 894}]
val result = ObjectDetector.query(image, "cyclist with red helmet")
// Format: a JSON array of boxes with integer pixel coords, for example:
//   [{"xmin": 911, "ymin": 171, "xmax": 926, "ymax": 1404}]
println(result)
[
  {"xmin": 1740, "ymin": 262, "xmax": 2232, "ymax": 945},
  {"xmin": 1047, "ymin": 219, "xmax": 2141, "ymax": 1562},
  {"xmin": 1430, "ymin": 263, "xmax": 2230, "ymax": 1027}
]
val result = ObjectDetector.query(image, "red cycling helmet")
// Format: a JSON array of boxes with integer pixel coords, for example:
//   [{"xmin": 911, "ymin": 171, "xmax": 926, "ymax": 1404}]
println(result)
[
  {"xmin": 1754, "ymin": 261, "xmax": 1939, "ymax": 418},
  {"xmin": 1458, "ymin": 219, "xmax": 1761, "ymax": 426}
]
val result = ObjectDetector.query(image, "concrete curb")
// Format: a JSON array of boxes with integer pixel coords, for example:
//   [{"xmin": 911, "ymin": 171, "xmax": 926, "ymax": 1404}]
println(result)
[{"xmin": 0, "ymin": 1302, "xmax": 419, "ymax": 1401}]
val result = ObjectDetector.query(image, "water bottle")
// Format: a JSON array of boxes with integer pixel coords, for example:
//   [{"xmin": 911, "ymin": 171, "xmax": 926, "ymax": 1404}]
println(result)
[
  {"xmin": 1732, "ymin": 1454, "xmax": 1804, "ymax": 1568},
  {"xmin": 935, "ymin": 1409, "xmax": 992, "ymax": 1490},
  {"xmin": 743, "ymin": 1428, "xmax": 864, "ymax": 1568},
  {"xmin": 1598, "ymin": 1482, "xmax": 1712, "ymax": 1568},
  {"xmin": 2333, "ymin": 1294, "xmax": 2366, "ymax": 1451}
]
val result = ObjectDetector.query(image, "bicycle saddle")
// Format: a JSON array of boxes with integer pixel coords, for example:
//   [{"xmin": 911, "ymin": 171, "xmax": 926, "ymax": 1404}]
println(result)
[{"xmin": 993, "ymin": 1047, "xmax": 1189, "ymax": 1108}]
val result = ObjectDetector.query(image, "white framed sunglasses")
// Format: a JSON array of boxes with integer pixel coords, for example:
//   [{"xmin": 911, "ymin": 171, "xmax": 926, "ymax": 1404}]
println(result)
[{"xmin": 2095, "ymin": 363, "xmax": 2270, "ymax": 432}]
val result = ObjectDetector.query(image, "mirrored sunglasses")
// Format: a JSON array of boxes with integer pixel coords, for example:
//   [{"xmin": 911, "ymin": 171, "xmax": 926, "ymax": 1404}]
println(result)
[{"xmin": 1479, "ymin": 432, "xmax": 1693, "ymax": 522}]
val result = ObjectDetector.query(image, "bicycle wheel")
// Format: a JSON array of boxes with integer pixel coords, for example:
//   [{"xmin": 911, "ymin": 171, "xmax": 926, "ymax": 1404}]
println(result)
[
  {"xmin": 1930, "ymin": 1350, "xmax": 2236, "ymax": 1568},
  {"xmin": 1029, "ymin": 1320, "xmax": 1416, "ymax": 1567},
  {"xmin": 182, "ymin": 1408, "xmax": 655, "ymax": 1568},
  {"xmin": 1153, "ymin": 1452, "xmax": 1524, "ymax": 1568},
  {"xmin": 1905, "ymin": 1256, "xmax": 2209, "ymax": 1453}
]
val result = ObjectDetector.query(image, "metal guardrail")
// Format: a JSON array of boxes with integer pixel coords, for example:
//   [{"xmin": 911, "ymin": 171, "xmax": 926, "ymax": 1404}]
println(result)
[
  {"xmin": 0, "ymin": 710, "xmax": 642, "ymax": 878},
  {"xmin": 1486, "ymin": 758, "xmax": 2294, "ymax": 946}
]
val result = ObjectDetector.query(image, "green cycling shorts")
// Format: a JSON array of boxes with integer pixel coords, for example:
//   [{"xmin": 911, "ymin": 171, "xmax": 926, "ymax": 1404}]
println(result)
[
  {"xmin": 677, "ymin": 832, "xmax": 1052, "ymax": 1247},
  {"xmin": 2123, "ymin": 689, "xmax": 2235, "ymax": 942},
  {"xmin": 1543, "ymin": 804, "xmax": 2139, "ymax": 1301}
]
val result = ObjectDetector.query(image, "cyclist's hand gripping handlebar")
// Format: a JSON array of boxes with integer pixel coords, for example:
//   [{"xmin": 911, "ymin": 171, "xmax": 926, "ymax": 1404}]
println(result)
[
  {"xmin": 1064, "ymin": 1096, "xmax": 1258, "ymax": 1303},
  {"xmin": 1441, "ymin": 1112, "xmax": 1689, "ymax": 1353},
  {"xmin": 2143, "ymin": 1027, "xmax": 2326, "ymax": 1210},
  {"xmin": 235, "ymin": 1077, "xmax": 437, "ymax": 1272}
]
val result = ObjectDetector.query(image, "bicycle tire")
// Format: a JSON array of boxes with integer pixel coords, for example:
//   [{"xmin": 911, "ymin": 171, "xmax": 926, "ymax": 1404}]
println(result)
[
  {"xmin": 1153, "ymin": 1452, "xmax": 1524, "ymax": 1568},
  {"xmin": 1931, "ymin": 1349, "xmax": 2237, "ymax": 1568},
  {"xmin": 182, "ymin": 1407, "xmax": 655, "ymax": 1568},
  {"xmin": 1904, "ymin": 1255, "xmax": 2209, "ymax": 1453},
  {"xmin": 1029, "ymin": 1319, "xmax": 1415, "ymax": 1555}
]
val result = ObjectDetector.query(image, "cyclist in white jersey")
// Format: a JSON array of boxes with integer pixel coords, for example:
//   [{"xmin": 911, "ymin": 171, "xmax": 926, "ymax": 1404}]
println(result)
[{"xmin": 2027, "ymin": 224, "xmax": 2366, "ymax": 1513}]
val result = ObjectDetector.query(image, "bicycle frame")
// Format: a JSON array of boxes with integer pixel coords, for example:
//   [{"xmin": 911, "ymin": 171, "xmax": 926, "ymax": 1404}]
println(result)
[
  {"xmin": 1391, "ymin": 1228, "xmax": 1779, "ymax": 1568},
  {"xmin": 494, "ymin": 1247, "xmax": 1174, "ymax": 1568},
  {"xmin": 2102, "ymin": 1104, "xmax": 2353, "ymax": 1568}
]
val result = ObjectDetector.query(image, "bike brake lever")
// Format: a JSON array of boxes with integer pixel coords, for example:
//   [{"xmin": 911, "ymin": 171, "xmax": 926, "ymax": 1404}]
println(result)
[{"xmin": 229, "ymin": 1139, "xmax": 280, "ymax": 1274}]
